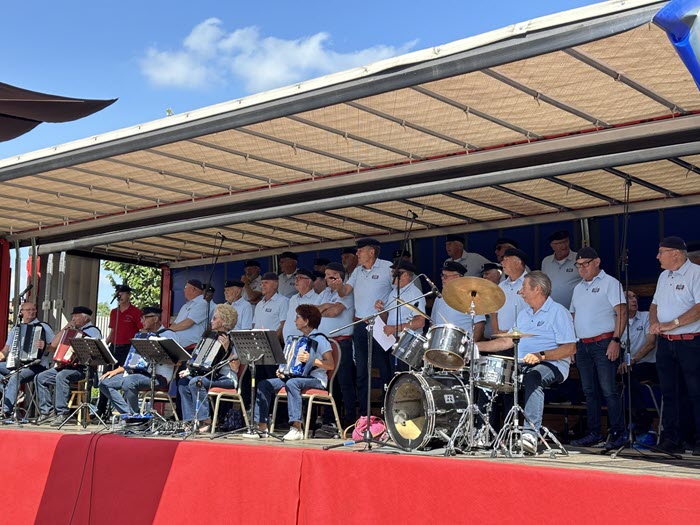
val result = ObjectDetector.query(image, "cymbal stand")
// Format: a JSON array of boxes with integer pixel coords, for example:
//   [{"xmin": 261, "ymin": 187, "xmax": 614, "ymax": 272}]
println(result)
[
  {"xmin": 490, "ymin": 334, "xmax": 567, "ymax": 458},
  {"xmin": 445, "ymin": 298, "xmax": 496, "ymax": 456}
]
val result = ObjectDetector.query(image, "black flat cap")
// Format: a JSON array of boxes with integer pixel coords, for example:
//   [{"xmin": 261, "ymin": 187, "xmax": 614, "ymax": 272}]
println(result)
[
  {"xmin": 577, "ymin": 246, "xmax": 599, "ymax": 260},
  {"xmin": 187, "ymin": 279, "xmax": 204, "ymax": 290},
  {"xmin": 355, "ymin": 237, "xmax": 380, "ymax": 248},
  {"xmin": 325, "ymin": 262, "xmax": 345, "ymax": 273},
  {"xmin": 243, "ymin": 259, "xmax": 261, "ymax": 268},
  {"xmin": 71, "ymin": 306, "xmax": 92, "ymax": 316},
  {"xmin": 224, "ymin": 279, "xmax": 245, "ymax": 288},
  {"xmin": 445, "ymin": 233, "xmax": 465, "ymax": 244},
  {"xmin": 261, "ymin": 272, "xmax": 279, "ymax": 281},
  {"xmin": 341, "ymin": 246, "xmax": 357, "ymax": 255},
  {"xmin": 443, "ymin": 261, "xmax": 467, "ymax": 275},
  {"xmin": 504, "ymin": 247, "xmax": 529, "ymax": 266},
  {"xmin": 115, "ymin": 284, "xmax": 132, "ymax": 293},
  {"xmin": 482, "ymin": 262, "xmax": 503, "ymax": 273},
  {"xmin": 547, "ymin": 230, "xmax": 570, "ymax": 242},
  {"xmin": 279, "ymin": 251, "xmax": 298, "ymax": 260},
  {"xmin": 296, "ymin": 268, "xmax": 314, "ymax": 280},
  {"xmin": 659, "ymin": 236, "xmax": 687, "ymax": 251},
  {"xmin": 391, "ymin": 260, "xmax": 417, "ymax": 273},
  {"xmin": 142, "ymin": 306, "xmax": 162, "ymax": 316}
]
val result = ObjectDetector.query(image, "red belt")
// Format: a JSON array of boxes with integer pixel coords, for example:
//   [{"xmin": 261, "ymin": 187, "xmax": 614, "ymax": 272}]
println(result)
[
  {"xmin": 580, "ymin": 332, "xmax": 614, "ymax": 344},
  {"xmin": 333, "ymin": 336, "xmax": 352, "ymax": 342},
  {"xmin": 661, "ymin": 333, "xmax": 700, "ymax": 341}
]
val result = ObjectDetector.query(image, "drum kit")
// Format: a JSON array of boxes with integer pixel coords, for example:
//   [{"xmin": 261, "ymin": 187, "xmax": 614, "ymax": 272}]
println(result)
[{"xmin": 384, "ymin": 277, "xmax": 566, "ymax": 458}]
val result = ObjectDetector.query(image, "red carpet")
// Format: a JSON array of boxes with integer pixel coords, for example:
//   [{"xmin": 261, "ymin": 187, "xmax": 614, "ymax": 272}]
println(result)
[{"xmin": 1, "ymin": 429, "xmax": 698, "ymax": 524}]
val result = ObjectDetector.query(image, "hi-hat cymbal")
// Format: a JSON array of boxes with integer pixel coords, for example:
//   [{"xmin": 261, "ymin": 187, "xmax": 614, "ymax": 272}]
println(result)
[
  {"xmin": 442, "ymin": 276, "xmax": 505, "ymax": 315},
  {"xmin": 492, "ymin": 330, "xmax": 535, "ymax": 339},
  {"xmin": 396, "ymin": 298, "xmax": 430, "ymax": 320}
]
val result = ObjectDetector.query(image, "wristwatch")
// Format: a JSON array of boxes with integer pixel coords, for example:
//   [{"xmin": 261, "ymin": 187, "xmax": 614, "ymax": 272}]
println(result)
[
  {"xmin": 612, "ymin": 336, "xmax": 621, "ymax": 344},
  {"xmin": 673, "ymin": 318, "xmax": 681, "ymax": 327},
  {"xmin": 539, "ymin": 351, "xmax": 546, "ymax": 361}
]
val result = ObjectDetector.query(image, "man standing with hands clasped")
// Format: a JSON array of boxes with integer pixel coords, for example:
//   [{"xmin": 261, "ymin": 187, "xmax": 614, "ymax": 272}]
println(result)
[
  {"xmin": 649, "ymin": 236, "xmax": 700, "ymax": 454},
  {"xmin": 569, "ymin": 247, "xmax": 627, "ymax": 450}
]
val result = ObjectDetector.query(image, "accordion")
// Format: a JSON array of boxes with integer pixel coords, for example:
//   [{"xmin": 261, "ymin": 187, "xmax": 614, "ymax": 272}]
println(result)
[
  {"xmin": 6, "ymin": 324, "xmax": 46, "ymax": 370},
  {"xmin": 52, "ymin": 329, "xmax": 84, "ymax": 367},
  {"xmin": 124, "ymin": 333, "xmax": 156, "ymax": 375},
  {"xmin": 279, "ymin": 335, "xmax": 317, "ymax": 378},
  {"xmin": 187, "ymin": 331, "xmax": 228, "ymax": 376}
]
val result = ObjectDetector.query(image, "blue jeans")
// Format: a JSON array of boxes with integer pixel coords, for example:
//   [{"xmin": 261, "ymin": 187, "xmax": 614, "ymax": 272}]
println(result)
[
  {"xmin": 655, "ymin": 336, "xmax": 700, "ymax": 443},
  {"xmin": 178, "ymin": 374, "xmax": 234, "ymax": 422},
  {"xmin": 35, "ymin": 367, "xmax": 85, "ymax": 415},
  {"xmin": 353, "ymin": 322, "xmax": 391, "ymax": 417},
  {"xmin": 254, "ymin": 377, "xmax": 322, "ymax": 425},
  {"xmin": 100, "ymin": 372, "xmax": 159, "ymax": 415},
  {"xmin": 576, "ymin": 339, "xmax": 624, "ymax": 435},
  {"xmin": 0, "ymin": 362, "xmax": 45, "ymax": 414},
  {"xmin": 521, "ymin": 363, "xmax": 564, "ymax": 432}
]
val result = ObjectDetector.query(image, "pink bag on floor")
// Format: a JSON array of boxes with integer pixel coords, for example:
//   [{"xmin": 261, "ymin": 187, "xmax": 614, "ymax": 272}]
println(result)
[{"xmin": 351, "ymin": 416, "xmax": 388, "ymax": 441}]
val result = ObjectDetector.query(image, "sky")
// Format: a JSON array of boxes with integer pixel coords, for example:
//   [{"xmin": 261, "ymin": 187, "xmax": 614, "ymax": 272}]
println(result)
[{"xmin": 2, "ymin": 0, "xmax": 602, "ymax": 304}]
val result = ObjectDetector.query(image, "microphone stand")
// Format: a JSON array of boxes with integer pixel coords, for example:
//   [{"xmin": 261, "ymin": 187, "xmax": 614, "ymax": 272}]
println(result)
[
  {"xmin": 202, "ymin": 233, "xmax": 226, "ymax": 336},
  {"xmin": 323, "ymin": 290, "xmax": 436, "ymax": 453},
  {"xmin": 393, "ymin": 210, "xmax": 418, "ymax": 370}
]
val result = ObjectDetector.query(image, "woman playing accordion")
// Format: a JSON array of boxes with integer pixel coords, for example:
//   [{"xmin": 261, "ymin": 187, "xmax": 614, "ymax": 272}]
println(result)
[
  {"xmin": 243, "ymin": 304, "xmax": 334, "ymax": 441},
  {"xmin": 177, "ymin": 303, "xmax": 239, "ymax": 433}
]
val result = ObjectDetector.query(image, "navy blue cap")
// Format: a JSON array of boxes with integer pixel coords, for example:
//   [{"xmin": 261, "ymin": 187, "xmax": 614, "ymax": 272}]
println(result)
[
  {"xmin": 355, "ymin": 237, "xmax": 380, "ymax": 248},
  {"xmin": 224, "ymin": 279, "xmax": 245, "ymax": 288},
  {"xmin": 187, "ymin": 279, "xmax": 205, "ymax": 290},
  {"xmin": 243, "ymin": 259, "xmax": 261, "ymax": 268},
  {"xmin": 325, "ymin": 262, "xmax": 345, "ymax": 273},
  {"xmin": 71, "ymin": 306, "xmax": 92, "ymax": 316},
  {"xmin": 443, "ymin": 261, "xmax": 467, "ymax": 275},
  {"xmin": 504, "ymin": 248, "xmax": 529, "ymax": 266},
  {"xmin": 659, "ymin": 236, "xmax": 687, "ymax": 251},
  {"xmin": 142, "ymin": 306, "xmax": 162, "ymax": 316},
  {"xmin": 279, "ymin": 251, "xmax": 298, "ymax": 260},
  {"xmin": 261, "ymin": 272, "xmax": 279, "ymax": 281},
  {"xmin": 548, "ymin": 230, "xmax": 570, "ymax": 242},
  {"xmin": 482, "ymin": 262, "xmax": 502, "ymax": 273},
  {"xmin": 445, "ymin": 234, "xmax": 464, "ymax": 244},
  {"xmin": 391, "ymin": 260, "xmax": 417, "ymax": 273},
  {"xmin": 341, "ymin": 246, "xmax": 357, "ymax": 255},
  {"xmin": 577, "ymin": 246, "xmax": 599, "ymax": 260},
  {"xmin": 296, "ymin": 268, "xmax": 314, "ymax": 280}
]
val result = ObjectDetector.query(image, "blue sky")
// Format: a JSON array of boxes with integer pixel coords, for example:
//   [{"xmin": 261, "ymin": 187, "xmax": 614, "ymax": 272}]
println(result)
[{"xmin": 2, "ymin": 0, "xmax": 600, "ymax": 303}]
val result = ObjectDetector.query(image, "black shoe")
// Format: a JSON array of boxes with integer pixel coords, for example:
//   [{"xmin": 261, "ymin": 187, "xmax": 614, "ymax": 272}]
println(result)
[
  {"xmin": 571, "ymin": 432, "xmax": 604, "ymax": 447},
  {"xmin": 36, "ymin": 412, "xmax": 56, "ymax": 425},
  {"xmin": 656, "ymin": 438, "xmax": 683, "ymax": 454},
  {"xmin": 604, "ymin": 432, "xmax": 627, "ymax": 451}
]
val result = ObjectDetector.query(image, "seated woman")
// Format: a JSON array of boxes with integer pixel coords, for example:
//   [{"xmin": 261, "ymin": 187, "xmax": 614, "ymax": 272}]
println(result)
[
  {"xmin": 177, "ymin": 303, "xmax": 239, "ymax": 433},
  {"xmin": 244, "ymin": 304, "xmax": 334, "ymax": 441}
]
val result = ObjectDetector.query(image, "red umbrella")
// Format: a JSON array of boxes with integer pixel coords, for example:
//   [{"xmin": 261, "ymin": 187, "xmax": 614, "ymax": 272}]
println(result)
[{"xmin": 0, "ymin": 81, "xmax": 117, "ymax": 142}]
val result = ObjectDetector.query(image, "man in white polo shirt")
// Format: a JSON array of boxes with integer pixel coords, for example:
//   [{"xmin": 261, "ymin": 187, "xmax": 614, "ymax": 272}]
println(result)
[
  {"xmin": 277, "ymin": 252, "xmax": 299, "ymax": 298},
  {"xmin": 339, "ymin": 238, "xmax": 393, "ymax": 417},
  {"xmin": 649, "ymin": 236, "xmax": 700, "ymax": 454},
  {"xmin": 541, "ymin": 230, "xmax": 580, "ymax": 309},
  {"xmin": 169, "ymin": 279, "xmax": 209, "ymax": 349},
  {"xmin": 253, "ymin": 272, "xmax": 289, "ymax": 342},
  {"xmin": 282, "ymin": 268, "xmax": 320, "ymax": 341},
  {"xmin": 223, "ymin": 279, "xmax": 253, "ymax": 330},
  {"xmin": 569, "ymin": 247, "xmax": 627, "ymax": 450},
  {"xmin": 444, "ymin": 233, "xmax": 490, "ymax": 277},
  {"xmin": 492, "ymin": 248, "xmax": 529, "ymax": 335}
]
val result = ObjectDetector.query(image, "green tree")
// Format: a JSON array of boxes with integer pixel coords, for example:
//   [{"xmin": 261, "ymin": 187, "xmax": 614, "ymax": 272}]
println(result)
[
  {"xmin": 102, "ymin": 261, "xmax": 161, "ymax": 308},
  {"xmin": 97, "ymin": 302, "xmax": 110, "ymax": 317}
]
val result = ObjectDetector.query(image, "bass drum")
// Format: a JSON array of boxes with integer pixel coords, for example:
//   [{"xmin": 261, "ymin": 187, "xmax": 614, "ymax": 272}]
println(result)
[{"xmin": 384, "ymin": 371, "xmax": 468, "ymax": 450}]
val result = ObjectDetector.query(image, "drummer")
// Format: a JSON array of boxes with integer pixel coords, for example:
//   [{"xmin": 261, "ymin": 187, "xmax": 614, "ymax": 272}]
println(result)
[
  {"xmin": 477, "ymin": 271, "xmax": 576, "ymax": 454},
  {"xmin": 431, "ymin": 261, "xmax": 486, "ymax": 342},
  {"xmin": 374, "ymin": 260, "xmax": 426, "ymax": 371}
]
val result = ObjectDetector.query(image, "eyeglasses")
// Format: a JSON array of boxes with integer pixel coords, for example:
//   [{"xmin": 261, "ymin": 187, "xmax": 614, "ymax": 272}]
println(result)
[{"xmin": 574, "ymin": 259, "xmax": 594, "ymax": 268}]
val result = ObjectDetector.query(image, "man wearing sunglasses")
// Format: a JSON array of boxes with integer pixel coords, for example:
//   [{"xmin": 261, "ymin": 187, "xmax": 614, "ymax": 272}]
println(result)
[{"xmin": 569, "ymin": 247, "xmax": 627, "ymax": 450}]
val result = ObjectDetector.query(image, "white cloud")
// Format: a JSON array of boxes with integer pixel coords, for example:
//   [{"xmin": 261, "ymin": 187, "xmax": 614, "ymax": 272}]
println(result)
[{"xmin": 140, "ymin": 19, "xmax": 417, "ymax": 93}]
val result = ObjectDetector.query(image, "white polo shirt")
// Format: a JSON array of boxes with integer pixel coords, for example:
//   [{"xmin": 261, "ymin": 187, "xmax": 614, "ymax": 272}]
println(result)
[
  {"xmin": 497, "ymin": 273, "xmax": 528, "ymax": 332},
  {"xmin": 622, "ymin": 311, "xmax": 655, "ymax": 364},
  {"xmin": 278, "ymin": 271, "xmax": 298, "ymax": 298},
  {"xmin": 318, "ymin": 288, "xmax": 355, "ymax": 337},
  {"xmin": 346, "ymin": 259, "xmax": 394, "ymax": 318},
  {"xmin": 172, "ymin": 295, "xmax": 209, "ymax": 348},
  {"xmin": 230, "ymin": 297, "xmax": 253, "ymax": 330},
  {"xmin": 253, "ymin": 293, "xmax": 289, "ymax": 331},
  {"xmin": 570, "ymin": 269, "xmax": 625, "ymax": 339},
  {"xmin": 385, "ymin": 281, "xmax": 426, "ymax": 326},
  {"xmin": 241, "ymin": 275, "xmax": 262, "ymax": 303},
  {"xmin": 652, "ymin": 259, "xmax": 700, "ymax": 335},
  {"xmin": 445, "ymin": 250, "xmax": 490, "ymax": 277},
  {"xmin": 283, "ymin": 289, "xmax": 320, "ymax": 340},
  {"xmin": 541, "ymin": 250, "xmax": 579, "ymax": 309}
]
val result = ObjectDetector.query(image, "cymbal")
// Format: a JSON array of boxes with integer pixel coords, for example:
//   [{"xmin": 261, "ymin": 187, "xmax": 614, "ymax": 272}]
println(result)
[
  {"xmin": 396, "ymin": 298, "xmax": 430, "ymax": 320},
  {"xmin": 442, "ymin": 276, "xmax": 505, "ymax": 315},
  {"xmin": 491, "ymin": 330, "xmax": 535, "ymax": 339}
]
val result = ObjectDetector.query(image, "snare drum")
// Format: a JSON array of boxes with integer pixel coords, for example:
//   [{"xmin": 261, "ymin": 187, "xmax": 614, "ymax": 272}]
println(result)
[
  {"xmin": 384, "ymin": 371, "xmax": 469, "ymax": 451},
  {"xmin": 423, "ymin": 324, "xmax": 471, "ymax": 370},
  {"xmin": 474, "ymin": 355, "xmax": 514, "ymax": 392},
  {"xmin": 392, "ymin": 329, "xmax": 427, "ymax": 370}
]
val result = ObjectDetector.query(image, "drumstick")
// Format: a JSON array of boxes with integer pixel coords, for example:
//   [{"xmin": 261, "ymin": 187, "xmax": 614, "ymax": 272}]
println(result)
[{"xmin": 439, "ymin": 313, "xmax": 448, "ymax": 324}]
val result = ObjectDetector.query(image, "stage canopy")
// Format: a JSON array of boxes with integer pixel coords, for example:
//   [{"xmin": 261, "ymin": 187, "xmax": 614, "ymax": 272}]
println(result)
[{"xmin": 0, "ymin": 0, "xmax": 698, "ymax": 266}]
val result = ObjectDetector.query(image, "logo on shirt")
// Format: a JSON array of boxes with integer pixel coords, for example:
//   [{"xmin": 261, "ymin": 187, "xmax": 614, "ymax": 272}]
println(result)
[
  {"xmin": 566, "ymin": 268, "xmax": 574, "ymax": 272},
  {"xmin": 591, "ymin": 288, "xmax": 600, "ymax": 293},
  {"xmin": 372, "ymin": 275, "xmax": 379, "ymax": 280},
  {"xmin": 537, "ymin": 321, "xmax": 545, "ymax": 327},
  {"xmin": 265, "ymin": 308, "xmax": 272, "ymax": 313},
  {"xmin": 676, "ymin": 284, "xmax": 685, "ymax": 291},
  {"xmin": 635, "ymin": 325, "xmax": 643, "ymax": 332}
]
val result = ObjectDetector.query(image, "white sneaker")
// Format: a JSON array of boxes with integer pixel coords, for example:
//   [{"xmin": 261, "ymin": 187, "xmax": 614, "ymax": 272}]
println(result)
[
  {"xmin": 520, "ymin": 432, "xmax": 538, "ymax": 455},
  {"xmin": 241, "ymin": 431, "xmax": 261, "ymax": 439},
  {"xmin": 283, "ymin": 427, "xmax": 304, "ymax": 441}
]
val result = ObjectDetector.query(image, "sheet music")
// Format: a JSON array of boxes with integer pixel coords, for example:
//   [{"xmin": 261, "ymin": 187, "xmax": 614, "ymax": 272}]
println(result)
[{"xmin": 372, "ymin": 317, "xmax": 397, "ymax": 352}]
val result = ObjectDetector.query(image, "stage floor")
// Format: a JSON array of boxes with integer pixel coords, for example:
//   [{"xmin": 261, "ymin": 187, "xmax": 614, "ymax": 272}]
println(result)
[{"xmin": 7, "ymin": 421, "xmax": 700, "ymax": 481}]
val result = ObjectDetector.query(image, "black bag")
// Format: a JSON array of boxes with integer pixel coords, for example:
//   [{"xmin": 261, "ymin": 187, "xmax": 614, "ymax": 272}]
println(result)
[{"xmin": 220, "ymin": 407, "xmax": 245, "ymax": 432}]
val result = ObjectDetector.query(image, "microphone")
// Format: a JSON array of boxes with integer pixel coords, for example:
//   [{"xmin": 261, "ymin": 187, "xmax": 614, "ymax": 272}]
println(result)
[
  {"xmin": 217, "ymin": 231, "xmax": 229, "ymax": 241},
  {"xmin": 18, "ymin": 283, "xmax": 33, "ymax": 298},
  {"xmin": 408, "ymin": 210, "xmax": 418, "ymax": 219},
  {"xmin": 422, "ymin": 275, "xmax": 442, "ymax": 298},
  {"xmin": 110, "ymin": 291, "xmax": 120, "ymax": 304}
]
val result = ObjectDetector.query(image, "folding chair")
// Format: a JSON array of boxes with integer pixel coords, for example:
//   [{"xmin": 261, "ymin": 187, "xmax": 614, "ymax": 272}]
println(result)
[{"xmin": 207, "ymin": 365, "xmax": 249, "ymax": 434}]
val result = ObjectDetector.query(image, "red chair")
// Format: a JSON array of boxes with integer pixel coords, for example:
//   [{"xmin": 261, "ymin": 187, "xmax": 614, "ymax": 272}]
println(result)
[
  {"xmin": 207, "ymin": 365, "xmax": 249, "ymax": 435},
  {"xmin": 270, "ymin": 339, "xmax": 342, "ymax": 438}
]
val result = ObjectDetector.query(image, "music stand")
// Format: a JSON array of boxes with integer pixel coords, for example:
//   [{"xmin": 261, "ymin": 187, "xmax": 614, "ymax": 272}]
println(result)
[
  {"xmin": 61, "ymin": 338, "xmax": 116, "ymax": 430},
  {"xmin": 131, "ymin": 338, "xmax": 190, "ymax": 428},
  {"xmin": 212, "ymin": 330, "xmax": 286, "ymax": 441}
]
